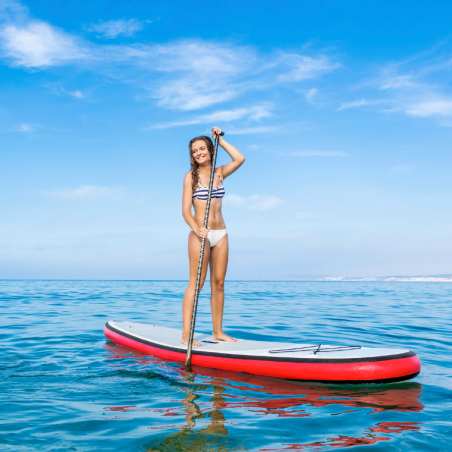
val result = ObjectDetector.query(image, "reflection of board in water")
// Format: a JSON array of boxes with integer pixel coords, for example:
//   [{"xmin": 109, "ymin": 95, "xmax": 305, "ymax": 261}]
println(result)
[
  {"xmin": 103, "ymin": 343, "xmax": 424, "ymax": 414},
  {"xmin": 104, "ymin": 321, "xmax": 421, "ymax": 383},
  {"xmin": 192, "ymin": 365, "xmax": 425, "ymax": 414},
  {"xmin": 103, "ymin": 343, "xmax": 424, "ymax": 452},
  {"xmin": 272, "ymin": 422, "xmax": 422, "ymax": 450}
]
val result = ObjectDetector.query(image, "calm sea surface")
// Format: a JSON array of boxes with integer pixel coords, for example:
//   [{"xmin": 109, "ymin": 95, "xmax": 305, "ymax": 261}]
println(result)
[{"xmin": 1, "ymin": 280, "xmax": 451, "ymax": 451}]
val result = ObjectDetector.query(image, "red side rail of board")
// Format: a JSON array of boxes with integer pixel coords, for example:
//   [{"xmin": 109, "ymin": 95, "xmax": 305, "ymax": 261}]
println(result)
[{"xmin": 104, "ymin": 325, "xmax": 421, "ymax": 383}]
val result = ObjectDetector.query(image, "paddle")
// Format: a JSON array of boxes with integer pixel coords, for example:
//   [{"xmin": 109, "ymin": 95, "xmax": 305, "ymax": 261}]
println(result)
[{"xmin": 185, "ymin": 130, "xmax": 224, "ymax": 371}]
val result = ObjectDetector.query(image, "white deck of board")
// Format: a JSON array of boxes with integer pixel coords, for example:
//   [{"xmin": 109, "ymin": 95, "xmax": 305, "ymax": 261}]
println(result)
[{"xmin": 108, "ymin": 321, "xmax": 410, "ymax": 360}]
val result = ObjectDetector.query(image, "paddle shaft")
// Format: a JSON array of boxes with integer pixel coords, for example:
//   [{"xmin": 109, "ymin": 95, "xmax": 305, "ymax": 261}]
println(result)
[{"xmin": 185, "ymin": 131, "xmax": 224, "ymax": 371}]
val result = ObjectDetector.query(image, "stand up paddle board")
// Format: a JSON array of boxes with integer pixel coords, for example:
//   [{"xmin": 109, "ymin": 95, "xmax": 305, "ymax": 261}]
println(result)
[{"xmin": 104, "ymin": 321, "xmax": 421, "ymax": 383}]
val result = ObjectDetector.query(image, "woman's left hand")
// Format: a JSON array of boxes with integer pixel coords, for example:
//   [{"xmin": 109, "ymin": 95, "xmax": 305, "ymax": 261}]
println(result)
[{"xmin": 211, "ymin": 127, "xmax": 223, "ymax": 140}]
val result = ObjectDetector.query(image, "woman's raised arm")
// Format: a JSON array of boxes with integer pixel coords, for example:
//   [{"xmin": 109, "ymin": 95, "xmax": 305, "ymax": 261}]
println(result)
[{"xmin": 211, "ymin": 127, "xmax": 245, "ymax": 179}]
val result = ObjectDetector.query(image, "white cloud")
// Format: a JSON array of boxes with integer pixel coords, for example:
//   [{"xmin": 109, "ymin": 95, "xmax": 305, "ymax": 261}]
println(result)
[
  {"xmin": 224, "ymin": 194, "xmax": 283, "ymax": 210},
  {"xmin": 227, "ymin": 125, "xmax": 279, "ymax": 135},
  {"xmin": 338, "ymin": 56, "xmax": 452, "ymax": 123},
  {"xmin": 17, "ymin": 123, "xmax": 34, "ymax": 132},
  {"xmin": 0, "ymin": 19, "xmax": 253, "ymax": 110},
  {"xmin": 377, "ymin": 68, "xmax": 452, "ymax": 118},
  {"xmin": 305, "ymin": 88, "xmax": 317, "ymax": 103},
  {"xmin": 405, "ymin": 98, "xmax": 452, "ymax": 117},
  {"xmin": 148, "ymin": 47, "xmax": 338, "ymax": 111},
  {"xmin": 278, "ymin": 55, "xmax": 340, "ymax": 82},
  {"xmin": 281, "ymin": 151, "xmax": 347, "ymax": 157},
  {"xmin": 337, "ymin": 99, "xmax": 371, "ymax": 111},
  {"xmin": 0, "ymin": 5, "xmax": 340, "ymax": 112},
  {"xmin": 147, "ymin": 41, "xmax": 257, "ymax": 111},
  {"xmin": 0, "ymin": 21, "xmax": 86, "ymax": 67},
  {"xmin": 86, "ymin": 19, "xmax": 147, "ymax": 39},
  {"xmin": 150, "ymin": 104, "xmax": 272, "ymax": 129},
  {"xmin": 380, "ymin": 75, "xmax": 422, "ymax": 90},
  {"xmin": 44, "ymin": 84, "xmax": 88, "ymax": 100},
  {"xmin": 154, "ymin": 82, "xmax": 237, "ymax": 111},
  {"xmin": 338, "ymin": 92, "xmax": 452, "ymax": 119},
  {"xmin": 223, "ymin": 194, "xmax": 245, "ymax": 207},
  {"xmin": 249, "ymin": 195, "xmax": 284, "ymax": 210},
  {"xmin": 64, "ymin": 89, "xmax": 84, "ymax": 99},
  {"xmin": 8, "ymin": 0, "xmax": 452, "ymax": 128},
  {"xmin": 44, "ymin": 185, "xmax": 125, "ymax": 200}
]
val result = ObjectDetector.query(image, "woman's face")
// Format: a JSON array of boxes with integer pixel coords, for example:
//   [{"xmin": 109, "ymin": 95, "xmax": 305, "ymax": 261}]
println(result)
[{"xmin": 191, "ymin": 140, "xmax": 211, "ymax": 165}]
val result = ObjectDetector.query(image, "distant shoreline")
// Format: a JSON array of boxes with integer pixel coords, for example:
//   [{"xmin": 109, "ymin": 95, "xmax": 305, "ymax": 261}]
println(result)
[{"xmin": 311, "ymin": 276, "xmax": 452, "ymax": 282}]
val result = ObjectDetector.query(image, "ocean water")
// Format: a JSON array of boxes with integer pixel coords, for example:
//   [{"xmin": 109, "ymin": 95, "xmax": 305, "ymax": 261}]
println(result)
[{"xmin": 1, "ymin": 280, "xmax": 451, "ymax": 451}]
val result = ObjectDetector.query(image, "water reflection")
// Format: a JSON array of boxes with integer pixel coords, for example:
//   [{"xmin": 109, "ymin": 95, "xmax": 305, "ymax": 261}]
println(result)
[
  {"xmin": 261, "ymin": 422, "xmax": 421, "ymax": 450},
  {"xmin": 196, "ymin": 366, "xmax": 424, "ymax": 415},
  {"xmin": 172, "ymin": 377, "xmax": 229, "ymax": 434},
  {"xmin": 103, "ymin": 344, "xmax": 423, "ymax": 451}
]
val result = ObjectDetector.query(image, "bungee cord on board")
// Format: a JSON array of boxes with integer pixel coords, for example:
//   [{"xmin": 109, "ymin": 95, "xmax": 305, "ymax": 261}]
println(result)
[{"xmin": 269, "ymin": 345, "xmax": 362, "ymax": 355}]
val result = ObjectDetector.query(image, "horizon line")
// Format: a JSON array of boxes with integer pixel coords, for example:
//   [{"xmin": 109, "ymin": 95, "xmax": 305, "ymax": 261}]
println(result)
[{"xmin": 1, "ymin": 277, "xmax": 451, "ymax": 282}]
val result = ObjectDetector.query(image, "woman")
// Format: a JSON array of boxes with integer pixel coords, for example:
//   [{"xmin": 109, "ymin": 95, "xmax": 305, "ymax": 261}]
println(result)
[{"xmin": 181, "ymin": 127, "xmax": 245, "ymax": 346}]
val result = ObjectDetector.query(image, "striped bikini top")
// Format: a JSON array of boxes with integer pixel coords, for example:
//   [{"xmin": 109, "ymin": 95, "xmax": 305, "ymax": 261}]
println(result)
[{"xmin": 192, "ymin": 170, "xmax": 225, "ymax": 201}]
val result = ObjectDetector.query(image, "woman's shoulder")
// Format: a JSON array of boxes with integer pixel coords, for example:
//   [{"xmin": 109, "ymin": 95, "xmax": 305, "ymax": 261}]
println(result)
[
  {"xmin": 184, "ymin": 171, "xmax": 194, "ymax": 186},
  {"xmin": 216, "ymin": 165, "xmax": 226, "ymax": 179}
]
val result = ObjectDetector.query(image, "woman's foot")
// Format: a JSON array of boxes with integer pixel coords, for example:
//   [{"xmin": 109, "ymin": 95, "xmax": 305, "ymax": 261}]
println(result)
[
  {"xmin": 181, "ymin": 336, "xmax": 202, "ymax": 347},
  {"xmin": 212, "ymin": 331, "xmax": 237, "ymax": 342}
]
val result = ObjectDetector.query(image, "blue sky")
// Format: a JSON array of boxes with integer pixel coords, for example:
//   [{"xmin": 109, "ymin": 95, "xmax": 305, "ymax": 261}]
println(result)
[{"xmin": 1, "ymin": 0, "xmax": 451, "ymax": 279}]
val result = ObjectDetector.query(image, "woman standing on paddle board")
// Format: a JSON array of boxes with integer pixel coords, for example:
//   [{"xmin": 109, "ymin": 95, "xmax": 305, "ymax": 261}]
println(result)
[{"xmin": 181, "ymin": 127, "xmax": 245, "ymax": 346}]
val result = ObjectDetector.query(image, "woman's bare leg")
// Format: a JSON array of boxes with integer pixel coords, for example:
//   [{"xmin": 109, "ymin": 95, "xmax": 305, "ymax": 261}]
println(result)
[
  {"xmin": 210, "ymin": 234, "xmax": 236, "ymax": 342},
  {"xmin": 181, "ymin": 231, "xmax": 210, "ymax": 346}
]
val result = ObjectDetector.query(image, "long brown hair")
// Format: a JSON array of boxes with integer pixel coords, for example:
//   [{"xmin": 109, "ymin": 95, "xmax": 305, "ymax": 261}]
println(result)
[{"xmin": 189, "ymin": 136, "xmax": 215, "ymax": 192}]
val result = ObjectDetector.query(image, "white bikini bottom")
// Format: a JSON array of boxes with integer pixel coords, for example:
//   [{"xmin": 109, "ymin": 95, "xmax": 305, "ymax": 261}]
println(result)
[
  {"xmin": 191, "ymin": 229, "xmax": 227, "ymax": 247},
  {"xmin": 207, "ymin": 229, "xmax": 227, "ymax": 247}
]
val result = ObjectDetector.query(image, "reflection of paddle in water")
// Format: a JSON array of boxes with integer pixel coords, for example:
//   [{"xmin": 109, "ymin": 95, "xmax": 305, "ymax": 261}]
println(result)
[
  {"xmin": 144, "ymin": 430, "xmax": 246, "ymax": 452},
  {"xmin": 145, "ymin": 379, "xmax": 246, "ymax": 452},
  {"xmin": 143, "ymin": 381, "xmax": 243, "ymax": 452},
  {"xmin": 169, "ymin": 375, "xmax": 229, "ymax": 435},
  {"xmin": 199, "ymin": 378, "xmax": 229, "ymax": 436},
  {"xmin": 179, "ymin": 384, "xmax": 203, "ymax": 428}
]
